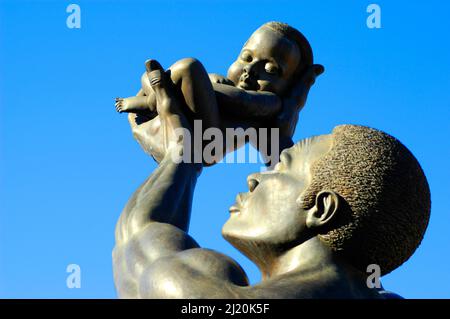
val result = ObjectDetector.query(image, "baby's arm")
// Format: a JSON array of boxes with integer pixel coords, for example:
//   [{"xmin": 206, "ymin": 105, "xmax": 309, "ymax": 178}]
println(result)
[
  {"xmin": 208, "ymin": 73, "xmax": 235, "ymax": 86},
  {"xmin": 116, "ymin": 67, "xmax": 281, "ymax": 121},
  {"xmin": 211, "ymin": 82, "xmax": 282, "ymax": 119}
]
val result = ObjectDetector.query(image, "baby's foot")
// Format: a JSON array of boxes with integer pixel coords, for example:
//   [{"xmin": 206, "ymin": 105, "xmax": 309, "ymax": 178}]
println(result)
[
  {"xmin": 115, "ymin": 97, "xmax": 130, "ymax": 113},
  {"xmin": 145, "ymin": 59, "xmax": 180, "ymax": 118},
  {"xmin": 145, "ymin": 59, "xmax": 165, "ymax": 87}
]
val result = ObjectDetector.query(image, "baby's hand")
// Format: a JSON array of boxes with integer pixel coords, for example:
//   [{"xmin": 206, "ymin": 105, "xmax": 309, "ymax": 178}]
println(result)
[{"xmin": 208, "ymin": 73, "xmax": 234, "ymax": 85}]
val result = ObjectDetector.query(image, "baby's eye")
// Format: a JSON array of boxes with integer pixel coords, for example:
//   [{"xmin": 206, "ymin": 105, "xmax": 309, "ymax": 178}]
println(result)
[
  {"xmin": 265, "ymin": 63, "xmax": 279, "ymax": 75},
  {"xmin": 240, "ymin": 51, "xmax": 253, "ymax": 63}
]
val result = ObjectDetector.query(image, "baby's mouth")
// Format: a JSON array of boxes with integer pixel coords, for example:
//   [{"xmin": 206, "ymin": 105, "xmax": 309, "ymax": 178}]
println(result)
[
  {"xmin": 238, "ymin": 82, "xmax": 252, "ymax": 90},
  {"xmin": 238, "ymin": 76, "xmax": 257, "ymax": 91}
]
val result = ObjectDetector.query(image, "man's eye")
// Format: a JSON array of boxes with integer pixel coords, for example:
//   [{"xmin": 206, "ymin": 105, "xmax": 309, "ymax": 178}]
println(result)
[
  {"xmin": 265, "ymin": 63, "xmax": 279, "ymax": 75},
  {"xmin": 241, "ymin": 52, "xmax": 252, "ymax": 62}
]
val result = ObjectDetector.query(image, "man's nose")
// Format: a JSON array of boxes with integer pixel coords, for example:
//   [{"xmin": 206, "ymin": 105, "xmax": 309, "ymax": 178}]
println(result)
[{"xmin": 247, "ymin": 173, "xmax": 260, "ymax": 192}]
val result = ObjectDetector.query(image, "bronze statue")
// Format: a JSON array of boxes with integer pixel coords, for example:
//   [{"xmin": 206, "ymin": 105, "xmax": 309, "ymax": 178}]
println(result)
[
  {"xmin": 115, "ymin": 22, "xmax": 323, "ymax": 164},
  {"xmin": 112, "ymin": 22, "xmax": 430, "ymax": 298}
]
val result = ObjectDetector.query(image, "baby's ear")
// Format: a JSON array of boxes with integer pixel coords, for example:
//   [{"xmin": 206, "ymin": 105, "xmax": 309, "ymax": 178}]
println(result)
[
  {"xmin": 312, "ymin": 64, "xmax": 325, "ymax": 77},
  {"xmin": 301, "ymin": 64, "xmax": 325, "ymax": 87}
]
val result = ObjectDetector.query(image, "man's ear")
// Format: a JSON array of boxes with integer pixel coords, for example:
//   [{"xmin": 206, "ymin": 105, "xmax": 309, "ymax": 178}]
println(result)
[{"xmin": 306, "ymin": 190, "xmax": 340, "ymax": 229}]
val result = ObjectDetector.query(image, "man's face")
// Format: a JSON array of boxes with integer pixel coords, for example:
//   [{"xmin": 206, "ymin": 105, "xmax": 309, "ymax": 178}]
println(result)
[
  {"xmin": 227, "ymin": 27, "xmax": 301, "ymax": 96},
  {"xmin": 222, "ymin": 135, "xmax": 333, "ymax": 250}
]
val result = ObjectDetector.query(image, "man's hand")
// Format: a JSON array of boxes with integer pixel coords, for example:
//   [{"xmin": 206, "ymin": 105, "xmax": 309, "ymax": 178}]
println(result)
[
  {"xmin": 275, "ymin": 64, "xmax": 324, "ymax": 139},
  {"xmin": 128, "ymin": 60, "xmax": 196, "ymax": 164}
]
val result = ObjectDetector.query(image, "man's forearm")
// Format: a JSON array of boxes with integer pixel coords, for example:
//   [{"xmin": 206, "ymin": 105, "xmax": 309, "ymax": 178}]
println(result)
[
  {"xmin": 123, "ymin": 150, "xmax": 200, "ymax": 238},
  {"xmin": 112, "ymin": 151, "xmax": 200, "ymax": 297},
  {"xmin": 212, "ymin": 83, "xmax": 282, "ymax": 119}
]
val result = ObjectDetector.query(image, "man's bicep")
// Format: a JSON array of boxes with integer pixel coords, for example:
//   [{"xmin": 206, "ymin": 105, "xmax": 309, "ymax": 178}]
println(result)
[
  {"xmin": 138, "ymin": 248, "xmax": 249, "ymax": 298},
  {"xmin": 113, "ymin": 222, "xmax": 200, "ymax": 297}
]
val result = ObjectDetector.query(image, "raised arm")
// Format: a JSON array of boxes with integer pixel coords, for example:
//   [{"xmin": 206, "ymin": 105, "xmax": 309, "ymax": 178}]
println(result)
[
  {"xmin": 112, "ymin": 149, "xmax": 203, "ymax": 297},
  {"xmin": 113, "ymin": 61, "xmax": 248, "ymax": 299},
  {"xmin": 115, "ymin": 152, "xmax": 200, "ymax": 240}
]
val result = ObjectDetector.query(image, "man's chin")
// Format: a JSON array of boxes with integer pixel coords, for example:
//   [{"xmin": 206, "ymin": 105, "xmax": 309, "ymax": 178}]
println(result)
[
  {"xmin": 222, "ymin": 220, "xmax": 259, "ymax": 248},
  {"xmin": 222, "ymin": 226, "xmax": 246, "ymax": 249},
  {"xmin": 221, "ymin": 225, "xmax": 238, "ymax": 244},
  {"xmin": 222, "ymin": 230, "xmax": 273, "ymax": 272},
  {"xmin": 222, "ymin": 230, "xmax": 251, "ymax": 257}
]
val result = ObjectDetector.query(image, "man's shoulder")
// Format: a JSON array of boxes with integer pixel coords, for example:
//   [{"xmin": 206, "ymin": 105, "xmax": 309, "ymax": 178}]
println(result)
[
  {"xmin": 377, "ymin": 289, "xmax": 404, "ymax": 299},
  {"xmin": 152, "ymin": 248, "xmax": 249, "ymax": 285},
  {"xmin": 138, "ymin": 248, "xmax": 249, "ymax": 298}
]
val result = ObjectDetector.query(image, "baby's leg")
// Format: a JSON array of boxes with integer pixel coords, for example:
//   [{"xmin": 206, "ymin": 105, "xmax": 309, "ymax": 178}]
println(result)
[
  {"xmin": 115, "ymin": 97, "xmax": 148, "ymax": 113},
  {"xmin": 115, "ymin": 88, "xmax": 157, "ymax": 114},
  {"xmin": 147, "ymin": 58, "xmax": 221, "ymax": 131}
]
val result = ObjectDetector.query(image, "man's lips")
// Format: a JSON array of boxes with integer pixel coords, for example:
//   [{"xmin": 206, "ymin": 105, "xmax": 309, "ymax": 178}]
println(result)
[
  {"xmin": 229, "ymin": 205, "xmax": 240, "ymax": 214},
  {"xmin": 229, "ymin": 193, "xmax": 245, "ymax": 214}
]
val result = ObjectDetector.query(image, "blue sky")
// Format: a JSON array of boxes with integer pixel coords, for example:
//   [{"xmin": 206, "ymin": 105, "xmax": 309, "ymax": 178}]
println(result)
[{"xmin": 0, "ymin": 0, "xmax": 449, "ymax": 298}]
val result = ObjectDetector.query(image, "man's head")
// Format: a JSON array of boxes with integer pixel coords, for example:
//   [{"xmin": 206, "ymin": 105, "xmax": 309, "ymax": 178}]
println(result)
[
  {"xmin": 227, "ymin": 21, "xmax": 313, "ymax": 96},
  {"xmin": 222, "ymin": 125, "xmax": 431, "ymax": 276}
]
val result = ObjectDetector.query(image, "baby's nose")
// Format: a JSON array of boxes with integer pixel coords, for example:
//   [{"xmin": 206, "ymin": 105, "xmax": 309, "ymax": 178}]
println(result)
[{"xmin": 243, "ymin": 63, "xmax": 257, "ymax": 77}]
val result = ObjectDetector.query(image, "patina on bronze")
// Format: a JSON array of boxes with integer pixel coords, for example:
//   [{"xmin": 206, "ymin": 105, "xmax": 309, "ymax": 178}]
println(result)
[{"xmin": 112, "ymin": 22, "xmax": 430, "ymax": 299}]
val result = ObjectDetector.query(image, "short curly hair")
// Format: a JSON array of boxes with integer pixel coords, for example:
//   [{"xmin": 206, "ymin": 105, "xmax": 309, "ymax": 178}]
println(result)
[
  {"xmin": 298, "ymin": 125, "xmax": 431, "ymax": 275},
  {"xmin": 261, "ymin": 21, "xmax": 313, "ymax": 78}
]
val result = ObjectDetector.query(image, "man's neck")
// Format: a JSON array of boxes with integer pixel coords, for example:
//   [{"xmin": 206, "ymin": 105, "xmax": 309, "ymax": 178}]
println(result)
[
  {"xmin": 253, "ymin": 237, "xmax": 381, "ymax": 299},
  {"xmin": 260, "ymin": 236, "xmax": 336, "ymax": 280}
]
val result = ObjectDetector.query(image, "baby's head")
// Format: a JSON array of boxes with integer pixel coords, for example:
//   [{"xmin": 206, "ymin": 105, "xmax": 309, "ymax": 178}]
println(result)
[{"xmin": 227, "ymin": 22, "xmax": 314, "ymax": 96}]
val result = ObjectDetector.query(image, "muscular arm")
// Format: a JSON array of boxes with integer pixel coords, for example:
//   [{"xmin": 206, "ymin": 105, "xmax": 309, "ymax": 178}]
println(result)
[
  {"xmin": 115, "ymin": 150, "xmax": 199, "ymax": 242},
  {"xmin": 113, "ymin": 150, "xmax": 249, "ymax": 298},
  {"xmin": 212, "ymin": 82, "xmax": 282, "ymax": 119},
  {"xmin": 114, "ymin": 63, "xmax": 249, "ymax": 298}
]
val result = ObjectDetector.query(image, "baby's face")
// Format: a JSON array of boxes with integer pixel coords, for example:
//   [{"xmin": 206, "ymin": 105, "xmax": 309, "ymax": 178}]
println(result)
[{"xmin": 227, "ymin": 27, "xmax": 301, "ymax": 96}]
